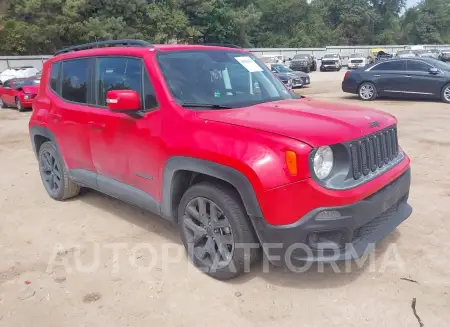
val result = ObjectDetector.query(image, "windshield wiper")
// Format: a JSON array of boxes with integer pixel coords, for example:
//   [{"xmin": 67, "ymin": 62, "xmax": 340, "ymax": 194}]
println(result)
[{"xmin": 180, "ymin": 102, "xmax": 233, "ymax": 109}]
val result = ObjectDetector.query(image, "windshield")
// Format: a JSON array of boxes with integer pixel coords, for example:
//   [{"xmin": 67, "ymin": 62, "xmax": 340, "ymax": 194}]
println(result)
[
  {"xmin": 272, "ymin": 64, "xmax": 293, "ymax": 73},
  {"xmin": 323, "ymin": 54, "xmax": 338, "ymax": 58},
  {"xmin": 293, "ymin": 54, "xmax": 309, "ymax": 59},
  {"xmin": 350, "ymin": 53, "xmax": 364, "ymax": 58},
  {"xmin": 157, "ymin": 50, "xmax": 293, "ymax": 109},
  {"xmin": 13, "ymin": 79, "xmax": 40, "ymax": 88}
]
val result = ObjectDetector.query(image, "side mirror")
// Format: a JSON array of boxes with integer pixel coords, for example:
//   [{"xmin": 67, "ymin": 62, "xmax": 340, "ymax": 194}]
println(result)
[
  {"xmin": 429, "ymin": 67, "xmax": 439, "ymax": 75},
  {"xmin": 106, "ymin": 90, "xmax": 141, "ymax": 112}
]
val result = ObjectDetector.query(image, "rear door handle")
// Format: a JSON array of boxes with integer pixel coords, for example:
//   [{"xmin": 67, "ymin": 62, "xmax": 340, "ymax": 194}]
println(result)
[{"xmin": 88, "ymin": 121, "xmax": 105, "ymax": 130}]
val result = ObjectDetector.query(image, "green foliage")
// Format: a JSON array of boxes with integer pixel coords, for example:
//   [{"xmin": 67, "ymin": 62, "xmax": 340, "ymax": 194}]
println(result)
[{"xmin": 0, "ymin": 0, "xmax": 449, "ymax": 55}]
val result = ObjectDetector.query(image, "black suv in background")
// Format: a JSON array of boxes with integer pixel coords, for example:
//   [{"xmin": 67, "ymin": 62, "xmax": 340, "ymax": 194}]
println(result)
[{"xmin": 289, "ymin": 54, "xmax": 317, "ymax": 73}]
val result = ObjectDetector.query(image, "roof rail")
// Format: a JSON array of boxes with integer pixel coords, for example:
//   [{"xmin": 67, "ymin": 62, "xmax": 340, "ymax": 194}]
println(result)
[
  {"xmin": 203, "ymin": 43, "xmax": 242, "ymax": 49},
  {"xmin": 54, "ymin": 39, "xmax": 153, "ymax": 56}
]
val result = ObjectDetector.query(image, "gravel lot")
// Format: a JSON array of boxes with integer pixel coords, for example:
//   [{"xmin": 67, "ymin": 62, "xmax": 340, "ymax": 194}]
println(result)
[{"xmin": 1, "ymin": 70, "xmax": 449, "ymax": 327}]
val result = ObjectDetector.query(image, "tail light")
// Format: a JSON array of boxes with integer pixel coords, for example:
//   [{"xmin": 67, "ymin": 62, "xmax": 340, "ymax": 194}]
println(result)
[{"xmin": 344, "ymin": 71, "xmax": 350, "ymax": 80}]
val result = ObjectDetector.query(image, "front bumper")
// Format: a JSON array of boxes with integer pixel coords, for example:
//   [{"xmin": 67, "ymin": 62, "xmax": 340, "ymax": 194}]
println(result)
[
  {"xmin": 321, "ymin": 64, "xmax": 339, "ymax": 70},
  {"xmin": 348, "ymin": 63, "xmax": 365, "ymax": 69},
  {"xmin": 252, "ymin": 168, "xmax": 412, "ymax": 265}
]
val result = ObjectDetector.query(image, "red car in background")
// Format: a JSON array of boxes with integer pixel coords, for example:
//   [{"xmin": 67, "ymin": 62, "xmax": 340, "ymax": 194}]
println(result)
[{"xmin": 0, "ymin": 77, "xmax": 40, "ymax": 111}]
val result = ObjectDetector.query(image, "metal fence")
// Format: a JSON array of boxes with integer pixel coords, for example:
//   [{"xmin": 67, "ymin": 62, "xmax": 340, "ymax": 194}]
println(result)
[
  {"xmin": 0, "ymin": 55, "xmax": 51, "ymax": 72},
  {"xmin": 1, "ymin": 44, "xmax": 450, "ymax": 71},
  {"xmin": 248, "ymin": 44, "xmax": 450, "ymax": 60}
]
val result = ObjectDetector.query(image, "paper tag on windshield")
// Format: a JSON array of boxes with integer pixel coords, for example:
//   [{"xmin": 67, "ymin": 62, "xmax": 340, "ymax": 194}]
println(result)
[{"xmin": 235, "ymin": 56, "xmax": 263, "ymax": 73}]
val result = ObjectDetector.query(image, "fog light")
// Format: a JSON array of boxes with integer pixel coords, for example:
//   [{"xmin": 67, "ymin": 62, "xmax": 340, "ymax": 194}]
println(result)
[{"xmin": 307, "ymin": 231, "xmax": 346, "ymax": 249}]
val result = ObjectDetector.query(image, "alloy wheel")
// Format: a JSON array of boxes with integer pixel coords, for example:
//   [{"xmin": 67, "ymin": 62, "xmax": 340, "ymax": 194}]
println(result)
[
  {"xmin": 16, "ymin": 99, "xmax": 23, "ymax": 111},
  {"xmin": 182, "ymin": 197, "xmax": 234, "ymax": 269},
  {"xmin": 444, "ymin": 86, "xmax": 450, "ymax": 103},
  {"xmin": 39, "ymin": 149, "xmax": 62, "ymax": 196},
  {"xmin": 359, "ymin": 83, "xmax": 375, "ymax": 100}
]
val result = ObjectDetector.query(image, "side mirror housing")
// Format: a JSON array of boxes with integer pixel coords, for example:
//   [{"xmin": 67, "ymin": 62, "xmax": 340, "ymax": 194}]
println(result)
[
  {"xmin": 429, "ymin": 67, "xmax": 439, "ymax": 74},
  {"xmin": 106, "ymin": 90, "xmax": 141, "ymax": 112}
]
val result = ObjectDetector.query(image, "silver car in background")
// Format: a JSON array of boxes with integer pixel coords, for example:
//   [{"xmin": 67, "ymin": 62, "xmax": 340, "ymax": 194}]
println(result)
[
  {"xmin": 395, "ymin": 50, "xmax": 417, "ymax": 58},
  {"xmin": 415, "ymin": 49, "xmax": 441, "ymax": 60}
]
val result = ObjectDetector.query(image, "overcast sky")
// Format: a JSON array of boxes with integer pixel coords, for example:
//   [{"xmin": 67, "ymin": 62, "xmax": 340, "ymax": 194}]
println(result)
[{"xmin": 406, "ymin": 0, "xmax": 421, "ymax": 8}]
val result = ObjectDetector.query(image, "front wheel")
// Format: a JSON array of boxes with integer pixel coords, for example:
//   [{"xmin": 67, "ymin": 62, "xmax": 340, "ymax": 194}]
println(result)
[
  {"xmin": 16, "ymin": 98, "xmax": 25, "ymax": 112},
  {"xmin": 441, "ymin": 83, "xmax": 450, "ymax": 104},
  {"xmin": 320, "ymin": 66, "xmax": 325, "ymax": 72},
  {"xmin": 358, "ymin": 82, "xmax": 377, "ymax": 101},
  {"xmin": 178, "ymin": 182, "xmax": 260, "ymax": 280},
  {"xmin": 305, "ymin": 66, "xmax": 310, "ymax": 73}
]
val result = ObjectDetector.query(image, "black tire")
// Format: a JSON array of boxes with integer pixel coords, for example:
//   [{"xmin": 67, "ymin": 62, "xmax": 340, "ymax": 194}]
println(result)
[
  {"xmin": 320, "ymin": 66, "xmax": 325, "ymax": 72},
  {"xmin": 358, "ymin": 82, "xmax": 378, "ymax": 101},
  {"xmin": 441, "ymin": 83, "xmax": 450, "ymax": 104},
  {"xmin": 1, "ymin": 98, "xmax": 8, "ymax": 108},
  {"xmin": 305, "ymin": 66, "xmax": 310, "ymax": 73},
  {"xmin": 337, "ymin": 66, "xmax": 342, "ymax": 71},
  {"xmin": 38, "ymin": 141, "xmax": 80, "ymax": 200},
  {"xmin": 178, "ymin": 182, "xmax": 260, "ymax": 280},
  {"xmin": 16, "ymin": 97, "xmax": 25, "ymax": 112}
]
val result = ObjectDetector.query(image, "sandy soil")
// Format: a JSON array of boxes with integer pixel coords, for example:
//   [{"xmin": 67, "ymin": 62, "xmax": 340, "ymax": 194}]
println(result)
[{"xmin": 1, "ymin": 70, "xmax": 449, "ymax": 327}]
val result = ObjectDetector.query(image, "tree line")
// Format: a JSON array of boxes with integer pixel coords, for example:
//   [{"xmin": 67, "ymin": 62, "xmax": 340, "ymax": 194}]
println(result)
[{"xmin": 0, "ymin": 0, "xmax": 449, "ymax": 55}]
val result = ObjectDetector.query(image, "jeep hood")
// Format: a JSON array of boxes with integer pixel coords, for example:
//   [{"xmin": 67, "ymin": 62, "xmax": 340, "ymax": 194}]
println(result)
[{"xmin": 196, "ymin": 98, "xmax": 396, "ymax": 147}]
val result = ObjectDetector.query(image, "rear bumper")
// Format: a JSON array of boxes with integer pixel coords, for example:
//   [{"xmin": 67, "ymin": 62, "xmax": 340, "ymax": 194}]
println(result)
[
  {"xmin": 342, "ymin": 80, "xmax": 358, "ymax": 94},
  {"xmin": 252, "ymin": 168, "xmax": 412, "ymax": 265}
]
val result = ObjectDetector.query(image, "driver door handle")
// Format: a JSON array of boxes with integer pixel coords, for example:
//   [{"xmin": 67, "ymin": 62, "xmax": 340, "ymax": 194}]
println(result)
[
  {"xmin": 88, "ymin": 121, "xmax": 105, "ymax": 130},
  {"xmin": 374, "ymin": 74, "xmax": 380, "ymax": 77}
]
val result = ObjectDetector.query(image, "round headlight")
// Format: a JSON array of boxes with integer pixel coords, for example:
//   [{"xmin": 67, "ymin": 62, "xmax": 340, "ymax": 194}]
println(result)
[{"xmin": 313, "ymin": 146, "xmax": 334, "ymax": 180}]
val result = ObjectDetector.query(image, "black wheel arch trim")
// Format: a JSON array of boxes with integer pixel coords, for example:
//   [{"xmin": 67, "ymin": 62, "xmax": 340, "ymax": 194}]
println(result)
[
  {"xmin": 29, "ymin": 126, "xmax": 61, "ymax": 159},
  {"xmin": 162, "ymin": 156, "xmax": 263, "ymax": 221}
]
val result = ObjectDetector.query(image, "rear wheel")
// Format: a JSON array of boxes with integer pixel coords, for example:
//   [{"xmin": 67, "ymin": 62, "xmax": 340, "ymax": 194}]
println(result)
[
  {"xmin": 178, "ymin": 182, "xmax": 260, "ymax": 280},
  {"xmin": 38, "ymin": 142, "xmax": 80, "ymax": 200},
  {"xmin": 441, "ymin": 83, "xmax": 450, "ymax": 104},
  {"xmin": 358, "ymin": 82, "xmax": 377, "ymax": 101}
]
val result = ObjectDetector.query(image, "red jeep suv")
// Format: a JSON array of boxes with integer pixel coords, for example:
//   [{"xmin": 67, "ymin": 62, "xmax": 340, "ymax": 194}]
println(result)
[{"xmin": 29, "ymin": 40, "xmax": 412, "ymax": 279}]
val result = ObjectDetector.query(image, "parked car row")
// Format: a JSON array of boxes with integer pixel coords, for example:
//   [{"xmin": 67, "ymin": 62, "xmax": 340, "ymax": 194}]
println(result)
[{"xmin": 342, "ymin": 57, "xmax": 450, "ymax": 104}]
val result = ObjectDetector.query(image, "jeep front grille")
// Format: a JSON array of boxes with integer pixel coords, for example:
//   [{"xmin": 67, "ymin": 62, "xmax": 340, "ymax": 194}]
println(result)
[{"xmin": 350, "ymin": 125, "xmax": 399, "ymax": 180}]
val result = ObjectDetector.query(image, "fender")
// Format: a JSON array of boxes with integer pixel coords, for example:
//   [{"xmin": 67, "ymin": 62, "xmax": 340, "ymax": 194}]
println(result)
[
  {"xmin": 29, "ymin": 125, "xmax": 60, "ymax": 159},
  {"xmin": 161, "ymin": 156, "xmax": 263, "ymax": 221}
]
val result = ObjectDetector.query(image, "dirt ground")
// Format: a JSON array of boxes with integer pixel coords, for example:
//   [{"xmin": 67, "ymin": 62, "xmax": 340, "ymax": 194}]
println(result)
[{"xmin": 1, "ymin": 70, "xmax": 449, "ymax": 327}]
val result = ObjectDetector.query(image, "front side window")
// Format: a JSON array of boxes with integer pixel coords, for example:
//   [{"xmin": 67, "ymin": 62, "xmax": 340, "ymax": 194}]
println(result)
[
  {"xmin": 96, "ymin": 57, "xmax": 143, "ymax": 107},
  {"xmin": 61, "ymin": 59, "xmax": 90, "ymax": 103},
  {"xmin": 407, "ymin": 60, "xmax": 432, "ymax": 72},
  {"xmin": 157, "ymin": 50, "xmax": 293, "ymax": 109},
  {"xmin": 373, "ymin": 60, "xmax": 406, "ymax": 71},
  {"xmin": 3, "ymin": 80, "xmax": 11, "ymax": 88}
]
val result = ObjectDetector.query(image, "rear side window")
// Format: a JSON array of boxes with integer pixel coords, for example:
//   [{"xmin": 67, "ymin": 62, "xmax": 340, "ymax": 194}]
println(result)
[
  {"xmin": 61, "ymin": 59, "xmax": 90, "ymax": 104},
  {"xmin": 407, "ymin": 60, "xmax": 432, "ymax": 72},
  {"xmin": 50, "ymin": 62, "xmax": 60, "ymax": 93},
  {"xmin": 374, "ymin": 61, "xmax": 406, "ymax": 71}
]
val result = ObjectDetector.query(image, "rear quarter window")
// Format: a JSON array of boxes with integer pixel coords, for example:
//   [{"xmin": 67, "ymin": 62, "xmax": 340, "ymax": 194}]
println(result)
[{"xmin": 50, "ymin": 62, "xmax": 60, "ymax": 93}]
